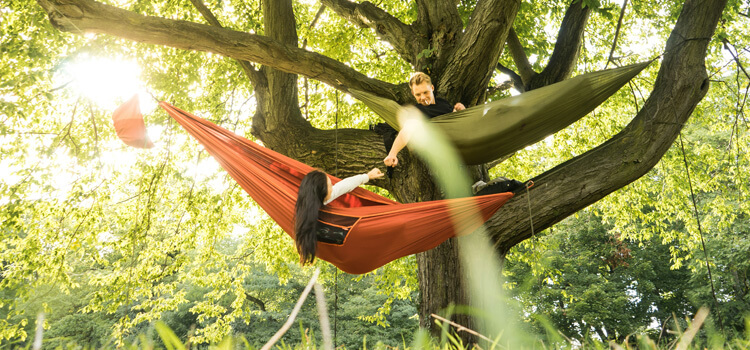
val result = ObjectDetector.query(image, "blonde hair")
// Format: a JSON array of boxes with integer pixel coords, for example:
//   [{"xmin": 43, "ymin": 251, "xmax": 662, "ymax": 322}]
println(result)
[{"xmin": 409, "ymin": 72, "xmax": 432, "ymax": 87}]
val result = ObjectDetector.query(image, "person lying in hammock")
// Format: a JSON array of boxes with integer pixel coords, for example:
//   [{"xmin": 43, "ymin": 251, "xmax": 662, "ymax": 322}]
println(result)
[
  {"xmin": 382, "ymin": 72, "xmax": 464, "ymax": 167},
  {"xmin": 295, "ymin": 168, "xmax": 385, "ymax": 264}
]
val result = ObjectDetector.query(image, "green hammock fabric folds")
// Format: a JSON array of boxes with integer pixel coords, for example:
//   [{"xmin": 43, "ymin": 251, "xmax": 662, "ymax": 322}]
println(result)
[{"xmin": 350, "ymin": 61, "xmax": 651, "ymax": 165}]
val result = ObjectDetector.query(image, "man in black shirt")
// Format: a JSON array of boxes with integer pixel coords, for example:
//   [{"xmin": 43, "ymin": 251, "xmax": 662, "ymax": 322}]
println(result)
[{"xmin": 383, "ymin": 73, "xmax": 464, "ymax": 167}]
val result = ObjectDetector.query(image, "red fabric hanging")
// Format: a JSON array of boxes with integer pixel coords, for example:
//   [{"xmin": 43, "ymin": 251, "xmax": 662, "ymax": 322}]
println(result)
[
  {"xmin": 116, "ymin": 97, "xmax": 513, "ymax": 274},
  {"xmin": 112, "ymin": 95, "xmax": 154, "ymax": 148}
]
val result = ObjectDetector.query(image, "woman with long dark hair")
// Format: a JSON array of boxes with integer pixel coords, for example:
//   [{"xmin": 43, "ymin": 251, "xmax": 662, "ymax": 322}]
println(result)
[{"xmin": 294, "ymin": 168, "xmax": 384, "ymax": 264}]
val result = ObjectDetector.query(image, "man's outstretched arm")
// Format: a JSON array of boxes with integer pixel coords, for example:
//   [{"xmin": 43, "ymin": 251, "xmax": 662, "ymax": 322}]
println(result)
[{"xmin": 383, "ymin": 127, "xmax": 410, "ymax": 167}]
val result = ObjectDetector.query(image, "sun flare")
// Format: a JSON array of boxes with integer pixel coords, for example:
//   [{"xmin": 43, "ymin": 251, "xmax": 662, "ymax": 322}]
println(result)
[{"xmin": 60, "ymin": 55, "xmax": 142, "ymax": 109}]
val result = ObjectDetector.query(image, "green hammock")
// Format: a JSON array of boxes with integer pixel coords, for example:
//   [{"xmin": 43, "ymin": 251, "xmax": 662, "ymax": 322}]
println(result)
[{"xmin": 350, "ymin": 61, "xmax": 651, "ymax": 165}]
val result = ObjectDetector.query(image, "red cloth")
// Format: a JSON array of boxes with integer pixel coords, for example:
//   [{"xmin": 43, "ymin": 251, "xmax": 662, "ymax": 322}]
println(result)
[
  {"xmin": 112, "ymin": 95, "xmax": 154, "ymax": 148},
  {"xmin": 117, "ymin": 98, "xmax": 513, "ymax": 274}
]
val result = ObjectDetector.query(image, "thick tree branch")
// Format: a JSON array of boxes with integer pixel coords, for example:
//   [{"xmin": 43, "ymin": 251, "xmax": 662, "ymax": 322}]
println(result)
[
  {"xmin": 527, "ymin": 1, "xmax": 591, "ymax": 90},
  {"xmin": 440, "ymin": 0, "xmax": 521, "ymax": 105},
  {"xmin": 506, "ymin": 27, "xmax": 535, "ymax": 88},
  {"xmin": 35, "ymin": 0, "xmax": 410, "ymax": 102},
  {"xmin": 490, "ymin": 0, "xmax": 727, "ymax": 254},
  {"xmin": 320, "ymin": 0, "xmax": 423, "ymax": 66}
]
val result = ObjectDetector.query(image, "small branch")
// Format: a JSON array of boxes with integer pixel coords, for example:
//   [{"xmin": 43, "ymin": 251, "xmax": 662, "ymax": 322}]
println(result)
[
  {"xmin": 301, "ymin": 5, "xmax": 326, "ymax": 121},
  {"xmin": 722, "ymin": 39, "xmax": 750, "ymax": 80},
  {"xmin": 430, "ymin": 313, "xmax": 493, "ymax": 343},
  {"xmin": 188, "ymin": 0, "xmax": 261, "ymax": 85},
  {"xmin": 88, "ymin": 101, "xmax": 98, "ymax": 147},
  {"xmin": 486, "ymin": 81, "xmax": 514, "ymax": 96},
  {"xmin": 262, "ymin": 269, "xmax": 320, "ymax": 350},
  {"xmin": 495, "ymin": 62, "xmax": 524, "ymax": 92},
  {"xmin": 245, "ymin": 293, "xmax": 267, "ymax": 311},
  {"xmin": 605, "ymin": 0, "xmax": 629, "ymax": 69},
  {"xmin": 302, "ymin": 5, "xmax": 326, "ymax": 50},
  {"xmin": 29, "ymin": 79, "xmax": 73, "ymax": 101},
  {"xmin": 321, "ymin": 0, "xmax": 420, "ymax": 64}
]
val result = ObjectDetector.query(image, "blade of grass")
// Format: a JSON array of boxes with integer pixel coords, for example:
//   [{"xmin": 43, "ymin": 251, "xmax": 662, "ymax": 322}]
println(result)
[
  {"xmin": 675, "ymin": 307, "xmax": 709, "ymax": 350},
  {"xmin": 399, "ymin": 106, "xmax": 532, "ymax": 348}
]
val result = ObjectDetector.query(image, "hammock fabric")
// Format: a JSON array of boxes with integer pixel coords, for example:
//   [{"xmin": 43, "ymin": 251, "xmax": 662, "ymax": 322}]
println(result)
[
  {"xmin": 112, "ymin": 94, "xmax": 154, "ymax": 149},
  {"xmin": 350, "ymin": 61, "xmax": 652, "ymax": 165},
  {"xmin": 114, "ymin": 97, "xmax": 513, "ymax": 274}
]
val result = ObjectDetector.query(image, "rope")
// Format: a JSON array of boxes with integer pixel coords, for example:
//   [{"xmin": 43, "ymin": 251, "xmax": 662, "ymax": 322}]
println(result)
[
  {"xmin": 333, "ymin": 90, "xmax": 340, "ymax": 348},
  {"xmin": 525, "ymin": 181, "xmax": 536, "ymax": 238},
  {"xmin": 678, "ymin": 133, "xmax": 724, "ymax": 331},
  {"xmin": 523, "ymin": 180, "xmax": 542, "ymax": 302},
  {"xmin": 334, "ymin": 269, "xmax": 338, "ymax": 347}
]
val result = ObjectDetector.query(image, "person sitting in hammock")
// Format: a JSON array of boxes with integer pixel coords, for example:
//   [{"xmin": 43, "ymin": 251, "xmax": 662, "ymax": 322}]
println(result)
[
  {"xmin": 295, "ymin": 167, "xmax": 385, "ymax": 264},
  {"xmin": 382, "ymin": 72, "xmax": 465, "ymax": 167}
]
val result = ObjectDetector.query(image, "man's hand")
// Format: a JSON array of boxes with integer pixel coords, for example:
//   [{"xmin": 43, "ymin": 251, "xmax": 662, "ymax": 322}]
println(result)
[
  {"xmin": 383, "ymin": 154, "xmax": 398, "ymax": 167},
  {"xmin": 453, "ymin": 102, "xmax": 466, "ymax": 111}
]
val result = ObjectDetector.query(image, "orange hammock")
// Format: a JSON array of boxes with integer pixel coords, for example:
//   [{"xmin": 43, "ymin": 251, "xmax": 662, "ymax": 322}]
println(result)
[{"xmin": 113, "ymin": 96, "xmax": 513, "ymax": 274}]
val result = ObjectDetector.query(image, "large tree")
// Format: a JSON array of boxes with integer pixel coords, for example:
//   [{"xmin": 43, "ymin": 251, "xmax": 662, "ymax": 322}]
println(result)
[{"xmin": 32, "ymin": 0, "xmax": 730, "ymax": 337}]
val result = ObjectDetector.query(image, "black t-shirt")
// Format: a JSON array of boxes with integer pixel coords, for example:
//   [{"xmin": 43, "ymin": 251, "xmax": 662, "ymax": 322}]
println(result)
[
  {"xmin": 416, "ymin": 97, "xmax": 453, "ymax": 119},
  {"xmin": 372, "ymin": 97, "xmax": 455, "ymax": 154}
]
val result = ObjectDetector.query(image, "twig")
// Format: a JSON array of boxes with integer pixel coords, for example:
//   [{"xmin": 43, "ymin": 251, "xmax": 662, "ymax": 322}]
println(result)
[
  {"xmin": 722, "ymin": 39, "xmax": 750, "ymax": 80},
  {"xmin": 605, "ymin": 0, "xmax": 629, "ymax": 69},
  {"xmin": 314, "ymin": 283, "xmax": 334, "ymax": 350},
  {"xmin": 29, "ymin": 80, "xmax": 73, "ymax": 101},
  {"xmin": 88, "ymin": 101, "xmax": 99, "ymax": 146},
  {"xmin": 430, "ymin": 313, "xmax": 493, "ymax": 343},
  {"xmin": 302, "ymin": 5, "xmax": 327, "ymax": 50},
  {"xmin": 188, "ymin": 0, "xmax": 260, "ymax": 84},
  {"xmin": 262, "ymin": 269, "xmax": 321, "ymax": 350}
]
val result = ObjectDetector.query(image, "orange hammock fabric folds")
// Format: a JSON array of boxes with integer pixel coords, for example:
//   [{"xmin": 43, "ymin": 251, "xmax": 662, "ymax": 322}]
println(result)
[{"xmin": 115, "ymin": 98, "xmax": 513, "ymax": 274}]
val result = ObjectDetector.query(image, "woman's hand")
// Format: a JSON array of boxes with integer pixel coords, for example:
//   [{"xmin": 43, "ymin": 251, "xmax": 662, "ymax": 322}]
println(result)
[{"xmin": 367, "ymin": 168, "xmax": 385, "ymax": 180}]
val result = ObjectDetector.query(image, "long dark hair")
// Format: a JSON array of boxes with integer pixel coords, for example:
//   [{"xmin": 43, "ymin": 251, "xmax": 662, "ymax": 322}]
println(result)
[{"xmin": 294, "ymin": 170, "xmax": 328, "ymax": 264}]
